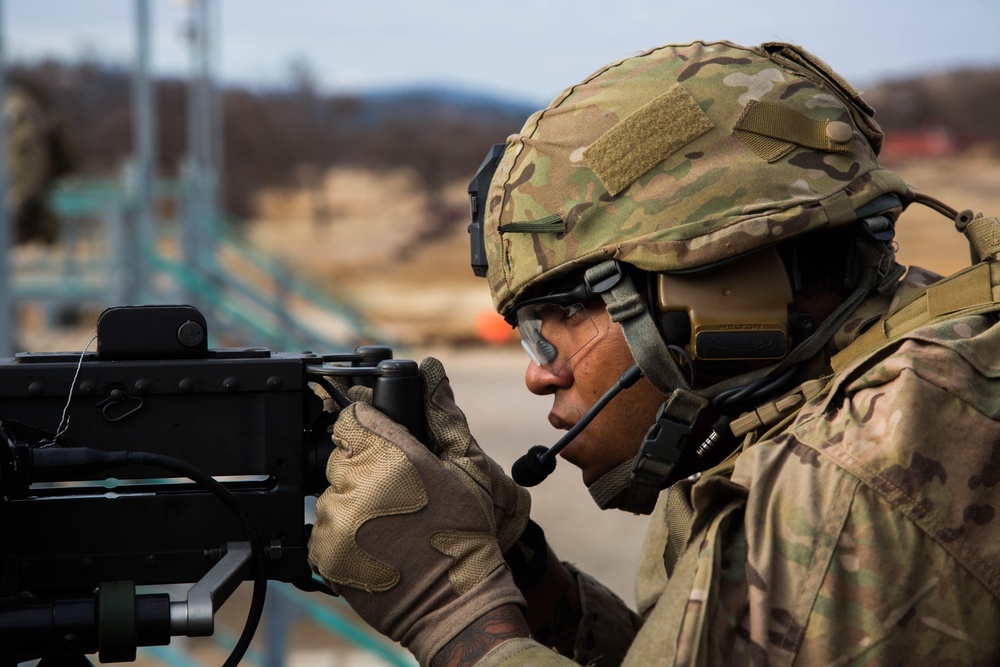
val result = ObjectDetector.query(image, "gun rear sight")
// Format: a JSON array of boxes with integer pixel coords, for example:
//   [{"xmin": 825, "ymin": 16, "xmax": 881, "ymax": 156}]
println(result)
[{"xmin": 0, "ymin": 304, "xmax": 425, "ymax": 663}]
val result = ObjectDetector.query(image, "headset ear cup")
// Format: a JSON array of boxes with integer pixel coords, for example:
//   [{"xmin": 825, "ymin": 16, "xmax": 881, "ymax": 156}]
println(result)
[{"xmin": 660, "ymin": 311, "xmax": 692, "ymax": 347}]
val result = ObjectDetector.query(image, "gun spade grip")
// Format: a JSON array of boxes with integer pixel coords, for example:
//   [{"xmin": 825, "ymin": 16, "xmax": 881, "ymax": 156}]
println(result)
[{"xmin": 372, "ymin": 360, "xmax": 428, "ymax": 445}]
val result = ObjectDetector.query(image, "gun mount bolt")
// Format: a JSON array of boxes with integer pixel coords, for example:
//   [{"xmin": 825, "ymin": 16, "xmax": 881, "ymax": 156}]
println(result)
[
  {"xmin": 134, "ymin": 379, "xmax": 151, "ymax": 394},
  {"xmin": 223, "ymin": 377, "xmax": 240, "ymax": 392},
  {"xmin": 79, "ymin": 380, "xmax": 95, "ymax": 394},
  {"xmin": 143, "ymin": 554, "xmax": 158, "ymax": 569},
  {"xmin": 28, "ymin": 382, "xmax": 44, "ymax": 396},
  {"xmin": 177, "ymin": 320, "xmax": 205, "ymax": 348},
  {"xmin": 178, "ymin": 378, "xmax": 196, "ymax": 392},
  {"xmin": 266, "ymin": 376, "xmax": 283, "ymax": 390}
]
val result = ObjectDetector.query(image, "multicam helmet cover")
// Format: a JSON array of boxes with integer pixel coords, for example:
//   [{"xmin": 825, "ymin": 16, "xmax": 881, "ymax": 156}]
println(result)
[{"xmin": 484, "ymin": 40, "xmax": 912, "ymax": 318}]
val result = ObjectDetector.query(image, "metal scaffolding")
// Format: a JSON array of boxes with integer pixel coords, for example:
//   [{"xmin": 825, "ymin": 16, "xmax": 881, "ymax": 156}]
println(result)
[
  {"xmin": 0, "ymin": 0, "xmax": 382, "ymax": 357},
  {"xmin": 0, "ymin": 0, "xmax": 11, "ymax": 355}
]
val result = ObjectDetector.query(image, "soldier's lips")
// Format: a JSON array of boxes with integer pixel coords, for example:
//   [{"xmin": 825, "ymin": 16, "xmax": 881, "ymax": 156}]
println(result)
[
  {"xmin": 548, "ymin": 412, "xmax": 573, "ymax": 431},
  {"xmin": 547, "ymin": 412, "xmax": 588, "ymax": 461}
]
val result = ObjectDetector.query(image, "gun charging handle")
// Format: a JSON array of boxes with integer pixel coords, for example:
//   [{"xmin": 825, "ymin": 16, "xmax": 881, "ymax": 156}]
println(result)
[
  {"xmin": 372, "ymin": 359, "xmax": 427, "ymax": 444},
  {"xmin": 305, "ymin": 355, "xmax": 429, "ymax": 492}
]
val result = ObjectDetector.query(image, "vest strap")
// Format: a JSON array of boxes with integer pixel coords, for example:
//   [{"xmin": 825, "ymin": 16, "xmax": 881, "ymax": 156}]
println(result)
[{"xmin": 832, "ymin": 261, "xmax": 1000, "ymax": 373}]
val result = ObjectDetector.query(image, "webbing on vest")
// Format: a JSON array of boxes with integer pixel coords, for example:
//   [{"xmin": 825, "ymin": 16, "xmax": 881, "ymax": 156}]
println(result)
[
  {"xmin": 832, "ymin": 260, "xmax": 1000, "ymax": 373},
  {"xmin": 963, "ymin": 215, "xmax": 1000, "ymax": 263},
  {"xmin": 662, "ymin": 479, "xmax": 696, "ymax": 578}
]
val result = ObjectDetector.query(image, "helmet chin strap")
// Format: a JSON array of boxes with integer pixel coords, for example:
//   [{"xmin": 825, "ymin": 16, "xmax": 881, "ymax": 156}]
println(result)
[
  {"xmin": 588, "ymin": 388, "xmax": 708, "ymax": 512},
  {"xmin": 583, "ymin": 261, "xmax": 710, "ymax": 513},
  {"xmin": 583, "ymin": 262, "xmax": 692, "ymax": 395},
  {"xmin": 583, "ymin": 237, "xmax": 902, "ymax": 514}
]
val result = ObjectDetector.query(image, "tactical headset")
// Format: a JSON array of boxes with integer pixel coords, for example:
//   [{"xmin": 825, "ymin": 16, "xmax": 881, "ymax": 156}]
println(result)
[{"xmin": 468, "ymin": 143, "xmax": 808, "ymax": 370}]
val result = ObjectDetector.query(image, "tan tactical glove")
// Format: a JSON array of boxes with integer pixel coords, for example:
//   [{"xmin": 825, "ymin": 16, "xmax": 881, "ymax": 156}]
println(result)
[
  {"xmin": 419, "ymin": 357, "xmax": 531, "ymax": 553},
  {"xmin": 320, "ymin": 357, "xmax": 532, "ymax": 551},
  {"xmin": 308, "ymin": 394, "xmax": 526, "ymax": 665}
]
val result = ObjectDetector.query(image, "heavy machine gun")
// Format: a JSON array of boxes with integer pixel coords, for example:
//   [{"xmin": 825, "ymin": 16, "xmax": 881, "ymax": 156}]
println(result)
[{"xmin": 0, "ymin": 305, "xmax": 424, "ymax": 665}]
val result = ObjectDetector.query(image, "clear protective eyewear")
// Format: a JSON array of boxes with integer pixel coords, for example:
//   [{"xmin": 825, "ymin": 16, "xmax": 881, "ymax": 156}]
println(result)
[{"xmin": 515, "ymin": 301, "xmax": 601, "ymax": 375}]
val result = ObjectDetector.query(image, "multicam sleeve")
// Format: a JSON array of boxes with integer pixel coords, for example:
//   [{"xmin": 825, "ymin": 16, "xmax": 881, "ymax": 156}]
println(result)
[
  {"xmin": 567, "ymin": 563, "xmax": 643, "ymax": 665},
  {"xmin": 794, "ymin": 482, "xmax": 1000, "ymax": 665},
  {"xmin": 788, "ymin": 322, "xmax": 1000, "ymax": 664}
]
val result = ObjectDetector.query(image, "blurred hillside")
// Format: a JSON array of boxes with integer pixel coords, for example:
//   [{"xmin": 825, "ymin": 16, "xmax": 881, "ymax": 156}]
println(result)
[
  {"xmin": 864, "ymin": 67, "xmax": 1000, "ymax": 148},
  {"xmin": 10, "ymin": 58, "xmax": 535, "ymax": 220},
  {"xmin": 10, "ymin": 59, "xmax": 1000, "ymax": 346},
  {"xmin": 13, "ymin": 58, "xmax": 1000, "ymax": 220}
]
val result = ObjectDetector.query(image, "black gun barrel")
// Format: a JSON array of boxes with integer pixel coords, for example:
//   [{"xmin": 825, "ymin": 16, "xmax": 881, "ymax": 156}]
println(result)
[{"xmin": 0, "ymin": 593, "xmax": 171, "ymax": 662}]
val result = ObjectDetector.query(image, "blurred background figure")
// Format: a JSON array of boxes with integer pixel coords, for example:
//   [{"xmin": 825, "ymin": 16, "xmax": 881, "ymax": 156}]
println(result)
[{"xmin": 5, "ymin": 75, "xmax": 72, "ymax": 244}]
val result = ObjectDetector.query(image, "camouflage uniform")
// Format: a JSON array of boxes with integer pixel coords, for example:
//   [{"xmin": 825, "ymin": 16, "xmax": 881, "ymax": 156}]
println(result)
[
  {"xmin": 481, "ymin": 266, "xmax": 1000, "ymax": 665},
  {"xmin": 472, "ymin": 40, "xmax": 1000, "ymax": 667}
]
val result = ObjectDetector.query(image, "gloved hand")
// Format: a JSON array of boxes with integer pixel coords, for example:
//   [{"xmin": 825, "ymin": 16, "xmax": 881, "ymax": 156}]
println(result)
[
  {"xmin": 321, "ymin": 357, "xmax": 532, "ymax": 551},
  {"xmin": 307, "ymin": 383, "xmax": 526, "ymax": 665},
  {"xmin": 419, "ymin": 357, "xmax": 531, "ymax": 553}
]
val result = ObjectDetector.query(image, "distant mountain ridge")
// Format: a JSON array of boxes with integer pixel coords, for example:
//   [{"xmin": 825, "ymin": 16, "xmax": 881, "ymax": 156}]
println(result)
[
  {"xmin": 10, "ymin": 58, "xmax": 1000, "ymax": 219},
  {"xmin": 352, "ymin": 84, "xmax": 541, "ymax": 118}
]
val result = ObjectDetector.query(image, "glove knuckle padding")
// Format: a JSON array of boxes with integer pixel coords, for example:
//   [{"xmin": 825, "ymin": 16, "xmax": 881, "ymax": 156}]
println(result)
[
  {"xmin": 308, "ymin": 372, "xmax": 528, "ymax": 665},
  {"xmin": 310, "ymin": 403, "xmax": 429, "ymax": 592},
  {"xmin": 420, "ymin": 356, "xmax": 532, "ymax": 554},
  {"xmin": 430, "ymin": 530, "xmax": 505, "ymax": 595}
]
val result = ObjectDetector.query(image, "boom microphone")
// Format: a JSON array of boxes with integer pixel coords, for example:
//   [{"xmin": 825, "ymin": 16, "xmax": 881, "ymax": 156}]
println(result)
[{"xmin": 511, "ymin": 364, "xmax": 644, "ymax": 487}]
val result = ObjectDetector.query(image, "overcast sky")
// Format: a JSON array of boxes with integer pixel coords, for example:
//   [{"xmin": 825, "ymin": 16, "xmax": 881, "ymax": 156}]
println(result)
[{"xmin": 7, "ymin": 0, "xmax": 1000, "ymax": 106}]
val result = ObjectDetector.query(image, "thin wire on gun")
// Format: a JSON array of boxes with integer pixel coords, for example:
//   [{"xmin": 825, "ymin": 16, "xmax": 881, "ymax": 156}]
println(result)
[{"xmin": 51, "ymin": 333, "xmax": 98, "ymax": 443}]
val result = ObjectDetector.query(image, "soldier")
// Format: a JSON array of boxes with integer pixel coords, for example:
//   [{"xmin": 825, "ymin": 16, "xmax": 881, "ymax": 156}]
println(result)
[
  {"xmin": 5, "ymin": 78, "xmax": 72, "ymax": 245},
  {"xmin": 308, "ymin": 41, "xmax": 1000, "ymax": 665}
]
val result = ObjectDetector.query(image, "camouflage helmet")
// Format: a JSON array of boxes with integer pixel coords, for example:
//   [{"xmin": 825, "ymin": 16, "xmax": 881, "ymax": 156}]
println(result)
[{"xmin": 483, "ymin": 40, "xmax": 911, "ymax": 318}]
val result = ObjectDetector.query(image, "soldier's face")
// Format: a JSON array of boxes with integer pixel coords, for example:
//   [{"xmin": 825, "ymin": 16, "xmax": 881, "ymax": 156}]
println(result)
[{"xmin": 523, "ymin": 302, "xmax": 666, "ymax": 487}]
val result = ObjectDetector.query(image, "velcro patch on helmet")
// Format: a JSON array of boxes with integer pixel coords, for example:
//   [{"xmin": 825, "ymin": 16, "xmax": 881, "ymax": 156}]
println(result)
[
  {"xmin": 733, "ymin": 100, "xmax": 853, "ymax": 163},
  {"xmin": 583, "ymin": 84, "xmax": 713, "ymax": 196}
]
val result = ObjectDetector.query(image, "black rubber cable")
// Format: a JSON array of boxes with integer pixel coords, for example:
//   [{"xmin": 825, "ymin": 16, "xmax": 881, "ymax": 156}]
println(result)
[
  {"xmin": 35, "ymin": 448, "xmax": 269, "ymax": 667},
  {"xmin": 124, "ymin": 451, "xmax": 266, "ymax": 667}
]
